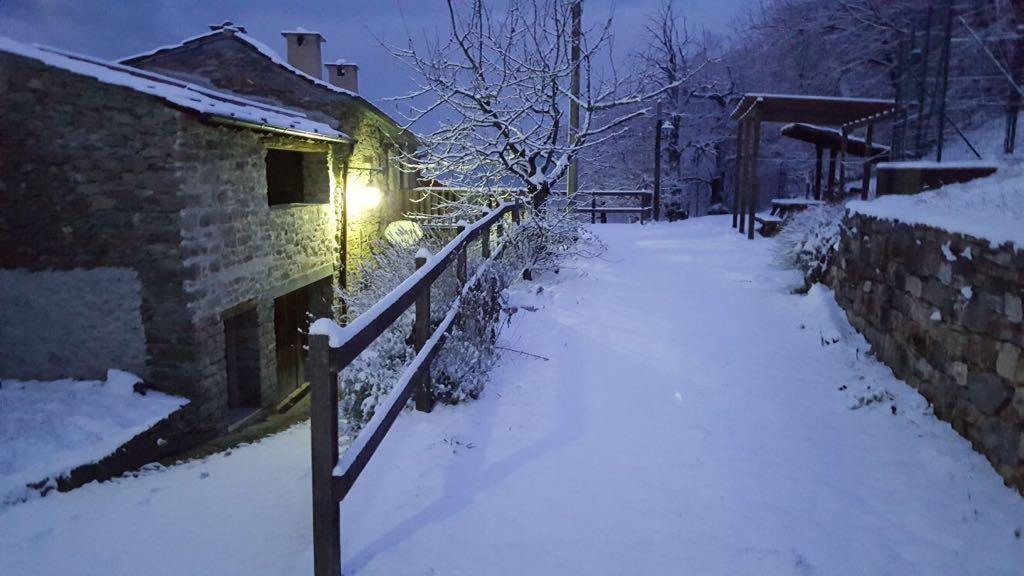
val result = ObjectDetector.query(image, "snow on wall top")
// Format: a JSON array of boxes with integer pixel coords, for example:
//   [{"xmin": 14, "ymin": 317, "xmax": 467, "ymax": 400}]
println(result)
[
  {"xmin": 0, "ymin": 369, "xmax": 188, "ymax": 506},
  {"xmin": 281, "ymin": 27, "xmax": 325, "ymax": 38},
  {"xmin": 847, "ymin": 161, "xmax": 1024, "ymax": 250},
  {"xmin": 0, "ymin": 35, "xmax": 349, "ymax": 142}
]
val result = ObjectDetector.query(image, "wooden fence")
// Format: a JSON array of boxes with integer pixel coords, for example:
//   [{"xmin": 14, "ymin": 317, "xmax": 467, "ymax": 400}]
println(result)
[{"xmin": 307, "ymin": 202, "xmax": 522, "ymax": 576}]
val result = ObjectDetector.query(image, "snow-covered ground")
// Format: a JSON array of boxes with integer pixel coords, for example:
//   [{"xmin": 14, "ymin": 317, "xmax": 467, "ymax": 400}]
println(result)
[
  {"xmin": 3, "ymin": 217, "xmax": 1024, "ymax": 575},
  {"xmin": 0, "ymin": 370, "xmax": 187, "ymax": 506}
]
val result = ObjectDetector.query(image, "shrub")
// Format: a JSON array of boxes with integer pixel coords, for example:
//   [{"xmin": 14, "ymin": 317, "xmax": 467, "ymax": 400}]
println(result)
[{"xmin": 774, "ymin": 203, "xmax": 846, "ymax": 291}]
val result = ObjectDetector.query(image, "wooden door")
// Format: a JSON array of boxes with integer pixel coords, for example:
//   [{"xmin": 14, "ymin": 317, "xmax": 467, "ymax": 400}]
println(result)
[{"xmin": 275, "ymin": 287, "xmax": 310, "ymax": 395}]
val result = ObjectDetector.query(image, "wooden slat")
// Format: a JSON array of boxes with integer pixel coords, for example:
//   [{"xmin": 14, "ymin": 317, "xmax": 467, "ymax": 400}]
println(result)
[
  {"xmin": 575, "ymin": 207, "xmax": 653, "ymax": 214},
  {"xmin": 585, "ymin": 190, "xmax": 654, "ymax": 197},
  {"xmin": 332, "ymin": 239, "xmax": 512, "ymax": 501},
  {"xmin": 309, "ymin": 334, "xmax": 340, "ymax": 576},
  {"xmin": 327, "ymin": 204, "xmax": 514, "ymax": 373}
]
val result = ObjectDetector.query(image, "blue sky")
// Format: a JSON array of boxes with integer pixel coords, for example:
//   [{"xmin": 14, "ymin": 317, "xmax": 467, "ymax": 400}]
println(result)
[{"xmin": 0, "ymin": 0, "xmax": 751, "ymax": 111}]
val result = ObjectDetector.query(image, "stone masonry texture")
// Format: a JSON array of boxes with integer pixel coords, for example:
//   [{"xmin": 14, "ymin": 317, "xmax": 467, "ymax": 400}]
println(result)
[
  {"xmin": 833, "ymin": 212, "xmax": 1024, "ymax": 493},
  {"xmin": 124, "ymin": 31, "xmax": 417, "ymax": 287}
]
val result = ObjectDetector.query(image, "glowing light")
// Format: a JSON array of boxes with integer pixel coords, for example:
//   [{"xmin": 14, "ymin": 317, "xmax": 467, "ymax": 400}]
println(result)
[{"xmin": 347, "ymin": 182, "xmax": 381, "ymax": 219}]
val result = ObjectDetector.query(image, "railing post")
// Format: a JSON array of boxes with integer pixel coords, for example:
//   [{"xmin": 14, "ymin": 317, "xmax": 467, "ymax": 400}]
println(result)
[
  {"xmin": 512, "ymin": 202, "xmax": 521, "ymax": 225},
  {"xmin": 481, "ymin": 227, "xmax": 491, "ymax": 259},
  {"xmin": 413, "ymin": 252, "xmax": 434, "ymax": 412},
  {"xmin": 309, "ymin": 334, "xmax": 341, "ymax": 576},
  {"xmin": 456, "ymin": 224, "xmax": 468, "ymax": 286}
]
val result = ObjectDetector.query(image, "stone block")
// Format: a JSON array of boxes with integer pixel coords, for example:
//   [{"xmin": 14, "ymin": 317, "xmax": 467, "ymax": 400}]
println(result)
[
  {"xmin": 997, "ymin": 343, "xmax": 1020, "ymax": 381},
  {"xmin": 950, "ymin": 361, "xmax": 968, "ymax": 386},
  {"xmin": 1007, "ymin": 293, "xmax": 1023, "ymax": 324},
  {"xmin": 968, "ymin": 372, "xmax": 1010, "ymax": 416},
  {"xmin": 904, "ymin": 274, "xmax": 923, "ymax": 298}
]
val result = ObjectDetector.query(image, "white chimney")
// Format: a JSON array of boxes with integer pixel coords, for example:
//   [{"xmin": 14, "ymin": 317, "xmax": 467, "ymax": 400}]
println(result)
[
  {"xmin": 324, "ymin": 60, "xmax": 359, "ymax": 93},
  {"xmin": 281, "ymin": 28, "xmax": 325, "ymax": 79}
]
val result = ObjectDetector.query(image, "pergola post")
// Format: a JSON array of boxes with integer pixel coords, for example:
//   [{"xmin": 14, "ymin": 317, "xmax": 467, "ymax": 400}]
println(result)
[
  {"xmin": 747, "ymin": 110, "xmax": 761, "ymax": 240},
  {"xmin": 738, "ymin": 119, "xmax": 751, "ymax": 235},
  {"xmin": 838, "ymin": 126, "xmax": 849, "ymax": 198},
  {"xmin": 825, "ymin": 149, "xmax": 837, "ymax": 200},
  {"xmin": 732, "ymin": 121, "xmax": 744, "ymax": 229},
  {"xmin": 861, "ymin": 123, "xmax": 874, "ymax": 200},
  {"xmin": 814, "ymin": 145, "xmax": 824, "ymax": 201}
]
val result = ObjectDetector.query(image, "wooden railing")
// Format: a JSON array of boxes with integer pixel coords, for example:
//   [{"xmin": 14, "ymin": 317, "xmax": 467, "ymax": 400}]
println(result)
[
  {"xmin": 574, "ymin": 190, "xmax": 654, "ymax": 224},
  {"xmin": 306, "ymin": 202, "xmax": 522, "ymax": 576}
]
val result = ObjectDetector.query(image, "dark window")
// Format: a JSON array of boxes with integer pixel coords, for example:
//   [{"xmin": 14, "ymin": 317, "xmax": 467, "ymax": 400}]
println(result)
[{"xmin": 266, "ymin": 149, "xmax": 306, "ymax": 205}]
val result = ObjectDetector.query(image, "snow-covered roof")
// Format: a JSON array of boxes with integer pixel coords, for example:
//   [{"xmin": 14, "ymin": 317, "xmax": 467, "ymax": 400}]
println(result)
[
  {"xmin": 328, "ymin": 58, "xmax": 358, "ymax": 67},
  {"xmin": 731, "ymin": 93, "xmax": 895, "ymax": 125},
  {"xmin": 121, "ymin": 26, "xmax": 359, "ymax": 98},
  {"xmin": 781, "ymin": 123, "xmax": 890, "ymax": 156},
  {"xmin": 120, "ymin": 25, "xmax": 411, "ymax": 136},
  {"xmin": 0, "ymin": 35, "xmax": 349, "ymax": 142}
]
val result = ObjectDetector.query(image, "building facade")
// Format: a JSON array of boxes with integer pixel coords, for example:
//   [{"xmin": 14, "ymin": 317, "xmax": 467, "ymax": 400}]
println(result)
[
  {"xmin": 122, "ymin": 22, "xmax": 418, "ymax": 282},
  {"xmin": 0, "ymin": 38, "xmax": 349, "ymax": 447}
]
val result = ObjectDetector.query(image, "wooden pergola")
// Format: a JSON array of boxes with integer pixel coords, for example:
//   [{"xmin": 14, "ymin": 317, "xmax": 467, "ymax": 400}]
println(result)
[
  {"xmin": 780, "ymin": 123, "xmax": 890, "ymax": 201},
  {"xmin": 730, "ymin": 94, "xmax": 896, "ymax": 239}
]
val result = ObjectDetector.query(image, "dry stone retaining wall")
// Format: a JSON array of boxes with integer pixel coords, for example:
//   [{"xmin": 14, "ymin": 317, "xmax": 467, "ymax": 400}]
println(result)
[{"xmin": 833, "ymin": 212, "xmax": 1024, "ymax": 491}]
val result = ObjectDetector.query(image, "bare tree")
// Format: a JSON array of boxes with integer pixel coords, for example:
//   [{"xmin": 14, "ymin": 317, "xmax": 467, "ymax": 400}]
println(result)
[{"xmin": 388, "ymin": 0, "xmax": 702, "ymax": 214}]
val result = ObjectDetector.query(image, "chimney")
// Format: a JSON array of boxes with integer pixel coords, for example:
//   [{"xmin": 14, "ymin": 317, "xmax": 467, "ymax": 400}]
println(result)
[
  {"xmin": 281, "ymin": 28, "xmax": 326, "ymax": 79},
  {"xmin": 324, "ymin": 60, "xmax": 359, "ymax": 93}
]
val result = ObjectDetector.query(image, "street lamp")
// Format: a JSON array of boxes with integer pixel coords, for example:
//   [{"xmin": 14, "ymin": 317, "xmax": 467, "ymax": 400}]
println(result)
[{"xmin": 653, "ymin": 102, "xmax": 673, "ymax": 222}]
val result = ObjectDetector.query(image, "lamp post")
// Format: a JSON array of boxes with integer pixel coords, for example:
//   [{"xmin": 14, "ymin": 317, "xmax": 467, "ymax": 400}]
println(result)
[{"xmin": 652, "ymin": 102, "xmax": 674, "ymax": 222}]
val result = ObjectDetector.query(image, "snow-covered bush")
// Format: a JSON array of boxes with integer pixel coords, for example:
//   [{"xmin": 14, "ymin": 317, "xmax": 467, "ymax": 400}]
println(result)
[
  {"xmin": 774, "ymin": 203, "xmax": 847, "ymax": 291},
  {"xmin": 508, "ymin": 203, "xmax": 605, "ymax": 279}
]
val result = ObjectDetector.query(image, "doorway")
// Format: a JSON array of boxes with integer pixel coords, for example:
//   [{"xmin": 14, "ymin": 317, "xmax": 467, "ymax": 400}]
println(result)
[{"xmin": 224, "ymin": 304, "xmax": 261, "ymax": 421}]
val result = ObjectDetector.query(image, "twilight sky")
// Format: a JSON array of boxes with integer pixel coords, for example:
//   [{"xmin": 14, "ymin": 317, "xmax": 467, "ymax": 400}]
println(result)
[{"xmin": 0, "ymin": 0, "xmax": 751, "ymax": 115}]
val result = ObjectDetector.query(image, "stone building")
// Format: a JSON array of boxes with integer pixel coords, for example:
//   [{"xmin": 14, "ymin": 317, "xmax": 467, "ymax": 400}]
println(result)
[
  {"xmin": 122, "ymin": 22, "xmax": 418, "ymax": 280},
  {"xmin": 0, "ymin": 36, "xmax": 351, "ymax": 448}
]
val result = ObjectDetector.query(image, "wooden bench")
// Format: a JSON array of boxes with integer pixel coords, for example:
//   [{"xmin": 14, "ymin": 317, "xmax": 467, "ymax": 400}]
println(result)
[
  {"xmin": 754, "ymin": 213, "xmax": 783, "ymax": 237},
  {"xmin": 579, "ymin": 190, "xmax": 654, "ymax": 224}
]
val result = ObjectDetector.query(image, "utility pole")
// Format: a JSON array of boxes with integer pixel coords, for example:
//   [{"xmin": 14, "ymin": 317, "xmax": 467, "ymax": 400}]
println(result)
[
  {"xmin": 653, "ymin": 101, "xmax": 662, "ymax": 221},
  {"xmin": 567, "ymin": 0, "xmax": 582, "ymax": 199}
]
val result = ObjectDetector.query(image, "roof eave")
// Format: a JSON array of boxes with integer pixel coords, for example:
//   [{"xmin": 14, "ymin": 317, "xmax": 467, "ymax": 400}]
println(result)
[{"xmin": 205, "ymin": 115, "xmax": 351, "ymax": 144}]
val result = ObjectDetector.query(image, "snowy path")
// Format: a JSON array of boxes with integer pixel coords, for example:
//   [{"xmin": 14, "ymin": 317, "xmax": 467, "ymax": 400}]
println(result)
[{"xmin": 3, "ymin": 217, "xmax": 1024, "ymax": 575}]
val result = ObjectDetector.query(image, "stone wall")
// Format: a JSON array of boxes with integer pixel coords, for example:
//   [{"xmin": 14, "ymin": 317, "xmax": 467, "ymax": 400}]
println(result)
[
  {"xmin": 0, "ymin": 51, "xmax": 192, "ymax": 394},
  {"xmin": 174, "ymin": 118, "xmax": 344, "ymax": 417},
  {"xmin": 0, "ymin": 268, "xmax": 147, "ymax": 380},
  {"xmin": 834, "ymin": 212, "xmax": 1024, "ymax": 491}
]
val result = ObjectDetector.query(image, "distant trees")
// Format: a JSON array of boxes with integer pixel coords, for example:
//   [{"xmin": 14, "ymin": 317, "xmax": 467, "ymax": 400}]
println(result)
[{"xmin": 388, "ymin": 0, "xmax": 700, "ymax": 213}]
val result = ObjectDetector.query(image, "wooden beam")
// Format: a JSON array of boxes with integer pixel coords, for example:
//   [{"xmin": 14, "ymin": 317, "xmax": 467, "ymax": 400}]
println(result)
[
  {"xmin": 838, "ymin": 127, "xmax": 848, "ymax": 198},
  {"xmin": 861, "ymin": 124, "xmax": 874, "ymax": 200},
  {"xmin": 738, "ymin": 120, "xmax": 749, "ymax": 235},
  {"xmin": 748, "ymin": 112, "xmax": 762, "ymax": 240},
  {"xmin": 814, "ymin": 145, "xmax": 824, "ymax": 201},
  {"xmin": 826, "ymin": 148, "xmax": 837, "ymax": 200},
  {"xmin": 413, "ymin": 253, "xmax": 433, "ymax": 412},
  {"xmin": 309, "ymin": 334, "xmax": 341, "ymax": 576},
  {"xmin": 732, "ymin": 121, "xmax": 744, "ymax": 228},
  {"xmin": 327, "ymin": 204, "xmax": 514, "ymax": 373}
]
